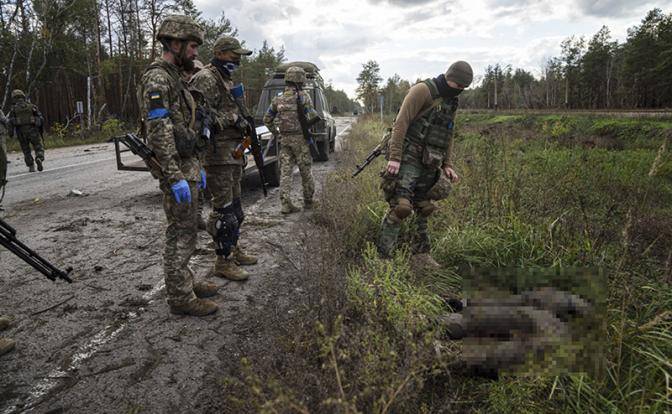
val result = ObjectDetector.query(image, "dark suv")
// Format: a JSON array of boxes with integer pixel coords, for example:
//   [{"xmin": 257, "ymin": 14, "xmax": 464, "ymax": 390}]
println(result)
[{"xmin": 254, "ymin": 61, "xmax": 337, "ymax": 161}]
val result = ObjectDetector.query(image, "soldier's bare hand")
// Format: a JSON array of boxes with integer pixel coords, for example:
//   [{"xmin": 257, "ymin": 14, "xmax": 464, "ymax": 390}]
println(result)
[
  {"xmin": 444, "ymin": 167, "xmax": 460, "ymax": 183},
  {"xmin": 386, "ymin": 160, "xmax": 400, "ymax": 175}
]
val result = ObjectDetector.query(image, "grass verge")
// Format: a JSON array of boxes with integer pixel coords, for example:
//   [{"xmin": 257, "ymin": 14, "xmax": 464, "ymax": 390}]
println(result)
[{"xmin": 225, "ymin": 113, "xmax": 672, "ymax": 413}]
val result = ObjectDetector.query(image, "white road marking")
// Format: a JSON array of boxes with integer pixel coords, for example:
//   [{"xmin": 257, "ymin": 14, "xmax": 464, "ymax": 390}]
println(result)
[
  {"xmin": 7, "ymin": 157, "xmax": 117, "ymax": 180},
  {"xmin": 3, "ymin": 280, "xmax": 166, "ymax": 414}
]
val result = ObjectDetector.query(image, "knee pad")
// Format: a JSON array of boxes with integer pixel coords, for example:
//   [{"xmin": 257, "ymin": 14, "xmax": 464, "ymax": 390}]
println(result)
[
  {"xmin": 416, "ymin": 200, "xmax": 437, "ymax": 217},
  {"xmin": 232, "ymin": 197, "xmax": 244, "ymax": 225},
  {"xmin": 391, "ymin": 197, "xmax": 413, "ymax": 222},
  {"xmin": 213, "ymin": 204, "xmax": 239, "ymax": 257}
]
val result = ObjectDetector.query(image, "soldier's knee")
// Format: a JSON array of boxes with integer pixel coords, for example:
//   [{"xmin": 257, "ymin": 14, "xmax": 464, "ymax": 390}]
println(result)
[
  {"xmin": 416, "ymin": 200, "xmax": 437, "ymax": 217},
  {"xmin": 390, "ymin": 197, "xmax": 413, "ymax": 222}
]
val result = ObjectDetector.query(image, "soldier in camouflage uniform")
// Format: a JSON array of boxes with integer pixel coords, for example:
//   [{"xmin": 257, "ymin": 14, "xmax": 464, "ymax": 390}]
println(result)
[
  {"xmin": 137, "ymin": 15, "xmax": 218, "ymax": 316},
  {"xmin": 263, "ymin": 66, "xmax": 319, "ymax": 214},
  {"xmin": 190, "ymin": 36, "xmax": 259, "ymax": 281},
  {"xmin": 180, "ymin": 58, "xmax": 210, "ymax": 232},
  {"xmin": 378, "ymin": 61, "xmax": 473, "ymax": 267},
  {"xmin": 8, "ymin": 90, "xmax": 44, "ymax": 172}
]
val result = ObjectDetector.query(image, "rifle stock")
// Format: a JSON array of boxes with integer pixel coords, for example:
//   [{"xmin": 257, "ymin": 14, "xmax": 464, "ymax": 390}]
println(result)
[{"xmin": 0, "ymin": 218, "xmax": 73, "ymax": 283}]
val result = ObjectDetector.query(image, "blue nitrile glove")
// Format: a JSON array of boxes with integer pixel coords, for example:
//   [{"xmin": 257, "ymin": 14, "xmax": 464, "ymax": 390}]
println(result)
[
  {"xmin": 199, "ymin": 169, "xmax": 206, "ymax": 190},
  {"xmin": 171, "ymin": 179, "xmax": 191, "ymax": 204}
]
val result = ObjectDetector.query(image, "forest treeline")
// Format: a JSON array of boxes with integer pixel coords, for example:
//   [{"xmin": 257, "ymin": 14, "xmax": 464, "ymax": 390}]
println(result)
[
  {"xmin": 357, "ymin": 8, "xmax": 672, "ymax": 113},
  {"xmin": 0, "ymin": 0, "xmax": 357, "ymax": 131}
]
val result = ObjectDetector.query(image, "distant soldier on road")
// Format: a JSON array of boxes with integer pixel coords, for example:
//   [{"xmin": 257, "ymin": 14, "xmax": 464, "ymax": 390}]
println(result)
[
  {"xmin": 137, "ymin": 15, "xmax": 218, "ymax": 316},
  {"xmin": 263, "ymin": 66, "xmax": 319, "ymax": 214},
  {"xmin": 378, "ymin": 61, "xmax": 473, "ymax": 267},
  {"xmin": 190, "ymin": 35, "xmax": 258, "ymax": 281},
  {"xmin": 8, "ymin": 89, "xmax": 44, "ymax": 172}
]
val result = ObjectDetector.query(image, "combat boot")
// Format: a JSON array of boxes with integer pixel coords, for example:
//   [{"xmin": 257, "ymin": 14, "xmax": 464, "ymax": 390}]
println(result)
[
  {"xmin": 232, "ymin": 246, "xmax": 258, "ymax": 266},
  {"xmin": 303, "ymin": 199, "xmax": 317, "ymax": 210},
  {"xmin": 411, "ymin": 253, "xmax": 441, "ymax": 272},
  {"xmin": 193, "ymin": 281, "xmax": 218, "ymax": 298},
  {"xmin": 36, "ymin": 158, "xmax": 43, "ymax": 171},
  {"xmin": 170, "ymin": 298, "xmax": 218, "ymax": 316},
  {"xmin": 0, "ymin": 316, "xmax": 11, "ymax": 331},
  {"xmin": 0, "ymin": 337, "xmax": 15, "ymax": 356},
  {"xmin": 28, "ymin": 164, "xmax": 35, "ymax": 172},
  {"xmin": 213, "ymin": 256, "xmax": 249, "ymax": 281},
  {"xmin": 281, "ymin": 202, "xmax": 301, "ymax": 214}
]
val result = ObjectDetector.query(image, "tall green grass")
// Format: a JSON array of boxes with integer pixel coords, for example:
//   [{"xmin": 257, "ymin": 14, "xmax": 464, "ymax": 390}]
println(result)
[{"xmin": 225, "ymin": 114, "xmax": 672, "ymax": 413}]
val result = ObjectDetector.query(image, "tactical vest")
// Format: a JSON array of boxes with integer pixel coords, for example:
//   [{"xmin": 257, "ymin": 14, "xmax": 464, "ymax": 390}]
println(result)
[
  {"xmin": 13, "ymin": 100, "xmax": 36, "ymax": 127},
  {"xmin": 141, "ymin": 61, "xmax": 199, "ymax": 158},
  {"xmin": 274, "ymin": 89, "xmax": 304, "ymax": 133},
  {"xmin": 404, "ymin": 79, "xmax": 458, "ymax": 168},
  {"xmin": 204, "ymin": 65, "xmax": 240, "ymax": 139}
]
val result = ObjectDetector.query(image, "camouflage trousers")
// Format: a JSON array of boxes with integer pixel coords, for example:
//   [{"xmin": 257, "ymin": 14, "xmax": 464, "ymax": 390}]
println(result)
[
  {"xmin": 378, "ymin": 160, "xmax": 440, "ymax": 257},
  {"xmin": 161, "ymin": 180, "xmax": 199, "ymax": 307},
  {"xmin": 279, "ymin": 134, "xmax": 314, "ymax": 206},
  {"xmin": 204, "ymin": 164, "xmax": 243, "ymax": 255},
  {"xmin": 16, "ymin": 127, "xmax": 43, "ymax": 167}
]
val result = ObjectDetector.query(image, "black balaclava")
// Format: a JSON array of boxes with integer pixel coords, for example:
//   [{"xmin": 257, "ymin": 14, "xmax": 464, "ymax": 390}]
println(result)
[{"xmin": 434, "ymin": 74, "xmax": 462, "ymax": 99}]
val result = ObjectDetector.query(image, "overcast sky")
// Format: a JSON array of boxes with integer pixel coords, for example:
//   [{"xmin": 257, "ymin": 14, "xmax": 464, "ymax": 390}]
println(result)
[{"xmin": 195, "ymin": 0, "xmax": 671, "ymax": 98}]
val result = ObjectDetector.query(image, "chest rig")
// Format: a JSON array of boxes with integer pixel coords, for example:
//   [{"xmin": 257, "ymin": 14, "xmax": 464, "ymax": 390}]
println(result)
[
  {"xmin": 404, "ymin": 79, "xmax": 458, "ymax": 168},
  {"xmin": 143, "ymin": 61, "xmax": 199, "ymax": 158}
]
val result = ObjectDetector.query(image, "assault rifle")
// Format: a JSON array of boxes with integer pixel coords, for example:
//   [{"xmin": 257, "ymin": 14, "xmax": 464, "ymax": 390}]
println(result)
[
  {"xmin": 294, "ymin": 86, "xmax": 322, "ymax": 155},
  {"xmin": 0, "ymin": 218, "xmax": 73, "ymax": 283},
  {"xmin": 352, "ymin": 130, "xmax": 392, "ymax": 177},
  {"xmin": 231, "ymin": 84, "xmax": 267, "ymax": 197},
  {"xmin": 352, "ymin": 98, "xmax": 444, "ymax": 178},
  {"xmin": 114, "ymin": 133, "xmax": 163, "ymax": 177}
]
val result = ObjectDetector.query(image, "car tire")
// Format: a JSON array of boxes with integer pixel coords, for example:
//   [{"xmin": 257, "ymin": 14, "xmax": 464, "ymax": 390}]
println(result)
[
  {"xmin": 314, "ymin": 139, "xmax": 329, "ymax": 162},
  {"xmin": 330, "ymin": 127, "xmax": 336, "ymax": 152}
]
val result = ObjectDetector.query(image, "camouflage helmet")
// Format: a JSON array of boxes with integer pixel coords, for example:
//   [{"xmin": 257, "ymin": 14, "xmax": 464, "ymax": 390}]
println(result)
[
  {"xmin": 11, "ymin": 89, "xmax": 25, "ymax": 99},
  {"xmin": 427, "ymin": 172, "xmax": 452, "ymax": 200},
  {"xmin": 213, "ymin": 35, "xmax": 252, "ymax": 56},
  {"xmin": 445, "ymin": 61, "xmax": 473, "ymax": 88},
  {"xmin": 285, "ymin": 66, "xmax": 307, "ymax": 84},
  {"xmin": 157, "ymin": 15, "xmax": 204, "ymax": 45}
]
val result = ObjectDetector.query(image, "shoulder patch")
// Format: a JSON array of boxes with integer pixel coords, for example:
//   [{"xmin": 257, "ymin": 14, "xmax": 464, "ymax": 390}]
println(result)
[{"xmin": 147, "ymin": 90, "xmax": 169, "ymax": 120}]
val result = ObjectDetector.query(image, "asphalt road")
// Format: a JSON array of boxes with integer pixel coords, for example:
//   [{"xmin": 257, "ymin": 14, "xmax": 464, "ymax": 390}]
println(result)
[
  {"xmin": 3, "ymin": 117, "xmax": 354, "ymax": 208},
  {"xmin": 0, "ymin": 117, "xmax": 355, "ymax": 414}
]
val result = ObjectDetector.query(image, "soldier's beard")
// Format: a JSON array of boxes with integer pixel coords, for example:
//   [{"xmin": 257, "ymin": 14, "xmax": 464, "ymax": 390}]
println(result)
[{"xmin": 181, "ymin": 57, "xmax": 195, "ymax": 72}]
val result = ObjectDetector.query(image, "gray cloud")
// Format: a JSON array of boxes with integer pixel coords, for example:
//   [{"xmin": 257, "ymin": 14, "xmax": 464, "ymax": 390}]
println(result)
[
  {"xmin": 367, "ymin": 0, "xmax": 436, "ymax": 7},
  {"xmin": 403, "ymin": 3, "xmax": 452, "ymax": 24},
  {"xmin": 573, "ymin": 0, "xmax": 654, "ymax": 17}
]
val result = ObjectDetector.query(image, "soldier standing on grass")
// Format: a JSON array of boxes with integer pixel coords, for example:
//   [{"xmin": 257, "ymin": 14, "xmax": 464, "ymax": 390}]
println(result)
[
  {"xmin": 8, "ymin": 89, "xmax": 44, "ymax": 173},
  {"xmin": 263, "ymin": 66, "xmax": 319, "ymax": 214},
  {"xmin": 190, "ymin": 35, "xmax": 259, "ymax": 282},
  {"xmin": 137, "ymin": 15, "xmax": 218, "ymax": 316},
  {"xmin": 377, "ymin": 61, "xmax": 473, "ymax": 267}
]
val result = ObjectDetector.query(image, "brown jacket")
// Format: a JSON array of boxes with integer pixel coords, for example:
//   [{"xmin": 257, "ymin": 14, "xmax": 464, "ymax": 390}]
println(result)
[{"xmin": 388, "ymin": 82, "xmax": 454, "ymax": 168}]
